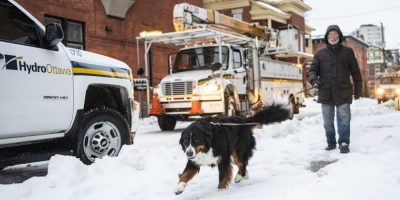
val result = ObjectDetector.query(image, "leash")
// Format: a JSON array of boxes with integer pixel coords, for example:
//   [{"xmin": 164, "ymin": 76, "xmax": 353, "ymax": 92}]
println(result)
[
  {"xmin": 289, "ymin": 87, "xmax": 316, "ymax": 102},
  {"xmin": 209, "ymin": 88, "xmax": 316, "ymax": 127},
  {"xmin": 294, "ymin": 87, "xmax": 315, "ymax": 95},
  {"xmin": 209, "ymin": 122, "xmax": 261, "ymax": 126}
]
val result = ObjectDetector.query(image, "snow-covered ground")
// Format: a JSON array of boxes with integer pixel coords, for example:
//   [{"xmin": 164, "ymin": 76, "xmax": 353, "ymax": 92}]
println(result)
[{"xmin": 1, "ymin": 98, "xmax": 399, "ymax": 200}]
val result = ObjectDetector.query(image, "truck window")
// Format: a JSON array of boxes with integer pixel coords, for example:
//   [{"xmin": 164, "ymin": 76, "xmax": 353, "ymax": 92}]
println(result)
[
  {"xmin": 173, "ymin": 46, "xmax": 229, "ymax": 72},
  {"xmin": 0, "ymin": 0, "xmax": 41, "ymax": 47},
  {"xmin": 233, "ymin": 49, "xmax": 242, "ymax": 69}
]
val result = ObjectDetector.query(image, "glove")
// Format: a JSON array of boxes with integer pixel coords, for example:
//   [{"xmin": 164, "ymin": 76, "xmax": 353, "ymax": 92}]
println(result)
[
  {"xmin": 354, "ymin": 93, "xmax": 360, "ymax": 100},
  {"xmin": 312, "ymin": 80, "xmax": 320, "ymax": 89}
]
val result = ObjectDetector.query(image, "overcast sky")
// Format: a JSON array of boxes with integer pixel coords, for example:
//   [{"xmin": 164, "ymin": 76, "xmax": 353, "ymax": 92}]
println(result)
[{"xmin": 304, "ymin": 0, "xmax": 400, "ymax": 49}]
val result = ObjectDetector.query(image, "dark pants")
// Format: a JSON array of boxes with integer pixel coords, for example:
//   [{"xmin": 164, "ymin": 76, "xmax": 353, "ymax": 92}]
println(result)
[{"xmin": 321, "ymin": 103, "xmax": 351, "ymax": 145}]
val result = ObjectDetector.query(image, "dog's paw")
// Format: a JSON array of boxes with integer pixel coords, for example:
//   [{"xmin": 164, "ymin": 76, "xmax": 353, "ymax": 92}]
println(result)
[
  {"xmin": 174, "ymin": 182, "xmax": 186, "ymax": 195},
  {"xmin": 234, "ymin": 173, "xmax": 249, "ymax": 183},
  {"xmin": 217, "ymin": 182, "xmax": 229, "ymax": 190}
]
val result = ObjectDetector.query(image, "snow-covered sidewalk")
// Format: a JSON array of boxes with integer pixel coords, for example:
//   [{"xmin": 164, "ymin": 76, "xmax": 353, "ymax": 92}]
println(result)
[{"xmin": 1, "ymin": 98, "xmax": 399, "ymax": 200}]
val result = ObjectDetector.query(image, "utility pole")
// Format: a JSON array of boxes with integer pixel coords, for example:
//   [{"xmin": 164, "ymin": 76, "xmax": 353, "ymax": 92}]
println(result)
[{"xmin": 380, "ymin": 22, "xmax": 386, "ymax": 69}]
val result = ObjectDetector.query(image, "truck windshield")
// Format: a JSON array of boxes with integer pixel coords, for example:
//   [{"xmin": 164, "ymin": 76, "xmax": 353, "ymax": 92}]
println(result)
[
  {"xmin": 173, "ymin": 46, "xmax": 229, "ymax": 72},
  {"xmin": 380, "ymin": 77, "xmax": 400, "ymax": 84}
]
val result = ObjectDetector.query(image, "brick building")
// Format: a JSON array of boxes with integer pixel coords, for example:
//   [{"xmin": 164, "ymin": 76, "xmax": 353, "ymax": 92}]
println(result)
[{"xmin": 312, "ymin": 35, "xmax": 370, "ymax": 97}]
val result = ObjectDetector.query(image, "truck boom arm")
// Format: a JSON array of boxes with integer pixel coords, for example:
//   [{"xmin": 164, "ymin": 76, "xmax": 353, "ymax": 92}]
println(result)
[{"xmin": 173, "ymin": 3, "xmax": 268, "ymax": 39}]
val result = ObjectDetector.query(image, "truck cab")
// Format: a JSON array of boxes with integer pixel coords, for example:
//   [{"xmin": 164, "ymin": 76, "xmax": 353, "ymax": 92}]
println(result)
[{"xmin": 0, "ymin": 0, "xmax": 139, "ymax": 167}]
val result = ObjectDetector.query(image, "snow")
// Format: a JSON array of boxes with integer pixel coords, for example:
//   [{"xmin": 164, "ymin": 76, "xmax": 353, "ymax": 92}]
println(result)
[{"xmin": 1, "ymin": 98, "xmax": 400, "ymax": 200}]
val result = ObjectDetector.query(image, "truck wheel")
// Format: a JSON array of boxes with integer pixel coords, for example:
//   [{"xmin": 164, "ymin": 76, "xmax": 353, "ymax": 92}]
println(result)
[
  {"xmin": 225, "ymin": 96, "xmax": 236, "ymax": 117},
  {"xmin": 157, "ymin": 115, "xmax": 177, "ymax": 131},
  {"xmin": 288, "ymin": 99, "xmax": 295, "ymax": 120},
  {"xmin": 75, "ymin": 107, "xmax": 130, "ymax": 165}
]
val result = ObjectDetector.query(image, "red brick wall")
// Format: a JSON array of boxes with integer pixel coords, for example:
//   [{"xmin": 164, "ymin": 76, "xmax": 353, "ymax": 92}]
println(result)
[
  {"xmin": 17, "ymin": 0, "xmax": 203, "ymax": 84},
  {"xmin": 218, "ymin": 6, "xmax": 251, "ymax": 23},
  {"xmin": 313, "ymin": 41, "xmax": 325, "ymax": 53},
  {"xmin": 344, "ymin": 40, "xmax": 369, "ymax": 96},
  {"xmin": 287, "ymin": 12, "xmax": 305, "ymax": 33}
]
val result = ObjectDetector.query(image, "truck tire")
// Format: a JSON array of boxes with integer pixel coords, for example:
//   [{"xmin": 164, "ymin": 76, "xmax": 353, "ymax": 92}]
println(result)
[
  {"xmin": 225, "ymin": 96, "xmax": 236, "ymax": 117},
  {"xmin": 288, "ymin": 99, "xmax": 295, "ymax": 120},
  {"xmin": 157, "ymin": 115, "xmax": 177, "ymax": 131},
  {"xmin": 395, "ymin": 97, "xmax": 400, "ymax": 111},
  {"xmin": 75, "ymin": 107, "xmax": 130, "ymax": 165}
]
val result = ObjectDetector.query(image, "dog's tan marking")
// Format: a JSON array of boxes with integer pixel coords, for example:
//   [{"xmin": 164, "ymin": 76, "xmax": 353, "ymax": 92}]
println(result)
[
  {"xmin": 179, "ymin": 168, "xmax": 198, "ymax": 183},
  {"xmin": 195, "ymin": 145, "xmax": 207, "ymax": 153},
  {"xmin": 218, "ymin": 165, "xmax": 232, "ymax": 189},
  {"xmin": 231, "ymin": 151, "xmax": 245, "ymax": 176}
]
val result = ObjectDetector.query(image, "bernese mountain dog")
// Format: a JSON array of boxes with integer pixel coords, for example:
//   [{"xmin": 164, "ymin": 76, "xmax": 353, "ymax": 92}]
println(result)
[{"xmin": 175, "ymin": 104, "xmax": 289, "ymax": 195}]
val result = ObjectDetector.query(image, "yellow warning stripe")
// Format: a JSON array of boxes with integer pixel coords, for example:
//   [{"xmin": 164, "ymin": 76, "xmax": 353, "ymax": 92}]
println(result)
[{"xmin": 72, "ymin": 67, "xmax": 131, "ymax": 80}]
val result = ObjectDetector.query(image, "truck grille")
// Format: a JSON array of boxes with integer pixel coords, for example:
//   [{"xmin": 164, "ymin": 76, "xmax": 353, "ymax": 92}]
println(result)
[
  {"xmin": 163, "ymin": 81, "xmax": 193, "ymax": 95},
  {"xmin": 385, "ymin": 88, "xmax": 394, "ymax": 94}
]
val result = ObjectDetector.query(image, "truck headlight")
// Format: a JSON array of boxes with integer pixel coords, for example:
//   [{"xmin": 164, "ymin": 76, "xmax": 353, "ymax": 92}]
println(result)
[
  {"xmin": 396, "ymin": 88, "xmax": 400, "ymax": 95},
  {"xmin": 376, "ymin": 88, "xmax": 385, "ymax": 95},
  {"xmin": 202, "ymin": 84, "xmax": 220, "ymax": 94}
]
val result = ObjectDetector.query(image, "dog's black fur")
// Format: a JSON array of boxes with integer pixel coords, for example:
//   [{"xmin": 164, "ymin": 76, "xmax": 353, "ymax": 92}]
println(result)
[{"xmin": 175, "ymin": 104, "xmax": 289, "ymax": 194}]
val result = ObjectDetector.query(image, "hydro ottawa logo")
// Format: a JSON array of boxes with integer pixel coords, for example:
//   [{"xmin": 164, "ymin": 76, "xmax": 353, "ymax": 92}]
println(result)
[
  {"xmin": 1, "ymin": 54, "xmax": 22, "ymax": 71},
  {"xmin": 1, "ymin": 54, "xmax": 71, "ymax": 75}
]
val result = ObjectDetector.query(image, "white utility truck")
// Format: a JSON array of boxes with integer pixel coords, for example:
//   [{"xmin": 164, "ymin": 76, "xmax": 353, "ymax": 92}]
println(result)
[
  {"xmin": 137, "ymin": 3, "xmax": 310, "ymax": 131},
  {"xmin": 375, "ymin": 72, "xmax": 400, "ymax": 103},
  {"xmin": 0, "ymin": 0, "xmax": 139, "ymax": 167}
]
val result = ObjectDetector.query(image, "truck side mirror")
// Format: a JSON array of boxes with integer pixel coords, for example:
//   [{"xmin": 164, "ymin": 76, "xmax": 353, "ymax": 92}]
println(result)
[
  {"xmin": 45, "ymin": 23, "xmax": 64, "ymax": 47},
  {"xmin": 137, "ymin": 67, "xmax": 145, "ymax": 76},
  {"xmin": 168, "ymin": 53, "xmax": 177, "ymax": 74},
  {"xmin": 211, "ymin": 62, "xmax": 222, "ymax": 71}
]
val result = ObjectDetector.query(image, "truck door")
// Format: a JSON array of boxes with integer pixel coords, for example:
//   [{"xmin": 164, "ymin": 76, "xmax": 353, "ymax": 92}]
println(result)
[
  {"xmin": 231, "ymin": 49, "xmax": 247, "ymax": 94},
  {"xmin": 0, "ymin": 0, "xmax": 73, "ymax": 138}
]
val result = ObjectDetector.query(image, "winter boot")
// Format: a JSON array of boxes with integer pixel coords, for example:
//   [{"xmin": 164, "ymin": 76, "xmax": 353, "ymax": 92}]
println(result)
[
  {"xmin": 339, "ymin": 143, "xmax": 350, "ymax": 153},
  {"xmin": 325, "ymin": 144, "xmax": 336, "ymax": 151}
]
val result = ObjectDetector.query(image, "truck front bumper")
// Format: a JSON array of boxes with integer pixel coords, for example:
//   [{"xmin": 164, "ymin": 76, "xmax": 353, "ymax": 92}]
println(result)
[
  {"xmin": 159, "ymin": 99, "xmax": 224, "ymax": 115},
  {"xmin": 130, "ymin": 99, "xmax": 140, "ymax": 142}
]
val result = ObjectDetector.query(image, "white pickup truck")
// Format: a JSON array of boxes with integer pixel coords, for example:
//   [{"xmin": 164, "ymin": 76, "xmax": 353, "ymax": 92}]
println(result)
[{"xmin": 0, "ymin": 0, "xmax": 139, "ymax": 167}]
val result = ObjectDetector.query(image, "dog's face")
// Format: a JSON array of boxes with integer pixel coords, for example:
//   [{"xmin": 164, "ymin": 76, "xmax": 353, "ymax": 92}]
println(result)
[{"xmin": 179, "ymin": 122, "xmax": 212, "ymax": 160}]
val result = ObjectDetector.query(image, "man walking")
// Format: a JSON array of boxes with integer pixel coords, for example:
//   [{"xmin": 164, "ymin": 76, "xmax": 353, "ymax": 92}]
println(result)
[{"xmin": 308, "ymin": 25, "xmax": 362, "ymax": 153}]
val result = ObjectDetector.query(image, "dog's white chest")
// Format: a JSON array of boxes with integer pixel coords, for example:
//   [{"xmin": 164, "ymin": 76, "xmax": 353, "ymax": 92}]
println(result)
[{"xmin": 191, "ymin": 148, "xmax": 218, "ymax": 166}]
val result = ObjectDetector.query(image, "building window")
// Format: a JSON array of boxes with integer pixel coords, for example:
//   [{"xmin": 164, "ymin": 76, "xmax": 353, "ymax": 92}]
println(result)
[
  {"xmin": 44, "ymin": 16, "xmax": 85, "ymax": 50},
  {"xmin": 231, "ymin": 8, "xmax": 243, "ymax": 21},
  {"xmin": 375, "ymin": 64, "xmax": 381, "ymax": 74}
]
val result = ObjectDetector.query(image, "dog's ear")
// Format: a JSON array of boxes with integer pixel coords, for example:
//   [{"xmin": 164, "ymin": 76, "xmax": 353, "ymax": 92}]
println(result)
[
  {"xmin": 203, "ymin": 123, "xmax": 214, "ymax": 148},
  {"xmin": 179, "ymin": 136, "xmax": 183, "ymax": 146},
  {"xmin": 179, "ymin": 129, "xmax": 186, "ymax": 150}
]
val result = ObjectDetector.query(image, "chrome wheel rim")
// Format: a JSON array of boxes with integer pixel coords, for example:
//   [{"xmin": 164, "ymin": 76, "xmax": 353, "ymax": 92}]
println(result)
[
  {"xmin": 227, "ymin": 101, "xmax": 236, "ymax": 117},
  {"xmin": 83, "ymin": 121, "xmax": 121, "ymax": 162},
  {"xmin": 288, "ymin": 101, "xmax": 294, "ymax": 118}
]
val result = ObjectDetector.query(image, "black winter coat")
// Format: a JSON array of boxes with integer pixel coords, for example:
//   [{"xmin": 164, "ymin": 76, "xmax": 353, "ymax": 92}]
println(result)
[{"xmin": 308, "ymin": 25, "xmax": 362, "ymax": 105}]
